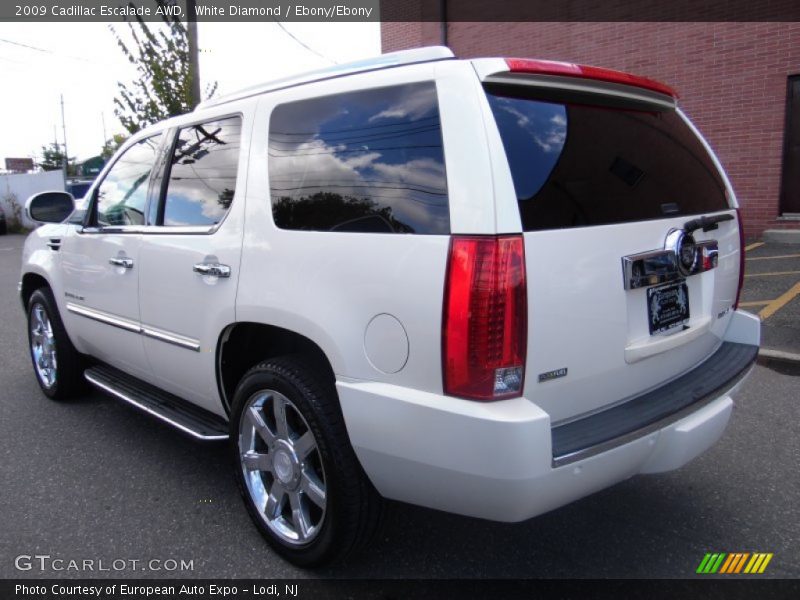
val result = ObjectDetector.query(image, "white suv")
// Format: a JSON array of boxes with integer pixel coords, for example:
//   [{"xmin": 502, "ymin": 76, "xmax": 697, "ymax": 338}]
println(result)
[{"xmin": 20, "ymin": 47, "xmax": 760, "ymax": 566}]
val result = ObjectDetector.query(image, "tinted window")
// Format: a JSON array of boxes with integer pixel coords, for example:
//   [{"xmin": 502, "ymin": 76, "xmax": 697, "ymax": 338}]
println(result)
[
  {"xmin": 96, "ymin": 135, "xmax": 161, "ymax": 226},
  {"xmin": 486, "ymin": 88, "xmax": 728, "ymax": 231},
  {"xmin": 162, "ymin": 117, "xmax": 241, "ymax": 227},
  {"xmin": 268, "ymin": 82, "xmax": 449, "ymax": 234}
]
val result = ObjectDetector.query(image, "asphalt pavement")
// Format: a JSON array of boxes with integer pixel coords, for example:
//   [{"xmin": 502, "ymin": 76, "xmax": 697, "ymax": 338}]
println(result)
[
  {"xmin": 1, "ymin": 233, "xmax": 798, "ymax": 579},
  {"xmin": 740, "ymin": 241, "xmax": 800, "ymax": 363}
]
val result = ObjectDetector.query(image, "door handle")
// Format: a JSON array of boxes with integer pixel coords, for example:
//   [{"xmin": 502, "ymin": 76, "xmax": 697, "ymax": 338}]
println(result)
[
  {"xmin": 109, "ymin": 257, "xmax": 134, "ymax": 269},
  {"xmin": 193, "ymin": 263, "xmax": 231, "ymax": 278}
]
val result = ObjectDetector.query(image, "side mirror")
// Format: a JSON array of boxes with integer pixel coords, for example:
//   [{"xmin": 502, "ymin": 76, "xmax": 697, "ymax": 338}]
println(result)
[{"xmin": 25, "ymin": 191, "xmax": 75, "ymax": 224}]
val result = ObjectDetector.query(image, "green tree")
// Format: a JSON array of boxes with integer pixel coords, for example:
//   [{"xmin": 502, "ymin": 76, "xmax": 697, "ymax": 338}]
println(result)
[
  {"xmin": 101, "ymin": 134, "xmax": 129, "ymax": 160},
  {"xmin": 39, "ymin": 143, "xmax": 77, "ymax": 175},
  {"xmin": 110, "ymin": 1, "xmax": 216, "ymax": 135}
]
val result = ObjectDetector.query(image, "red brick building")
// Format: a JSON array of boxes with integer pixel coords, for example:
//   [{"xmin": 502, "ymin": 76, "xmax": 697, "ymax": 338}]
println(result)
[{"xmin": 381, "ymin": 20, "xmax": 800, "ymax": 239}]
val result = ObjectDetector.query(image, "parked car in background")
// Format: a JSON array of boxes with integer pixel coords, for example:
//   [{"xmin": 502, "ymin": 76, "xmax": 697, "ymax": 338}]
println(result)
[{"xmin": 19, "ymin": 47, "xmax": 760, "ymax": 567}]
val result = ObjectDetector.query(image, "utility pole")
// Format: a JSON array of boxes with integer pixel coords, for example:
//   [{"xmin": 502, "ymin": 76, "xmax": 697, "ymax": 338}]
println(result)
[
  {"xmin": 101, "ymin": 112, "xmax": 108, "ymax": 147},
  {"xmin": 60, "ymin": 94, "xmax": 69, "ymax": 185},
  {"xmin": 186, "ymin": 0, "xmax": 200, "ymax": 109}
]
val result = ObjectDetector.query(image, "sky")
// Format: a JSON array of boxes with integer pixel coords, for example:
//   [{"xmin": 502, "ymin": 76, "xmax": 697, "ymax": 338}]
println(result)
[{"xmin": 0, "ymin": 21, "xmax": 380, "ymax": 166}]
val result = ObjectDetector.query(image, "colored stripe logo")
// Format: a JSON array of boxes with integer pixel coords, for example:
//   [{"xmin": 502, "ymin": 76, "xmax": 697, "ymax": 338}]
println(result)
[{"xmin": 696, "ymin": 552, "xmax": 773, "ymax": 574}]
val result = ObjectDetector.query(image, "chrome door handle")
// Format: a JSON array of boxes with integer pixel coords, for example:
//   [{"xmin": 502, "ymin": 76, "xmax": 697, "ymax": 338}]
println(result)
[
  {"xmin": 193, "ymin": 263, "xmax": 231, "ymax": 278},
  {"xmin": 109, "ymin": 257, "xmax": 134, "ymax": 269}
]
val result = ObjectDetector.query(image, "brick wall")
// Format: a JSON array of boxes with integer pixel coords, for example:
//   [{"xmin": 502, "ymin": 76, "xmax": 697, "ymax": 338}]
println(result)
[{"xmin": 381, "ymin": 21, "xmax": 800, "ymax": 237}]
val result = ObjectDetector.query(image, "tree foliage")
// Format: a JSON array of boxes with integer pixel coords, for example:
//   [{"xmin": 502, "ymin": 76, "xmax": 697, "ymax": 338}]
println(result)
[
  {"xmin": 110, "ymin": 1, "xmax": 216, "ymax": 135},
  {"xmin": 39, "ymin": 143, "xmax": 77, "ymax": 175},
  {"xmin": 101, "ymin": 134, "xmax": 129, "ymax": 160}
]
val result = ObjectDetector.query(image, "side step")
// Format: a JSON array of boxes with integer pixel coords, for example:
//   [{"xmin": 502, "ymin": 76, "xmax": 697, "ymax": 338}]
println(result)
[{"xmin": 85, "ymin": 365, "xmax": 229, "ymax": 441}]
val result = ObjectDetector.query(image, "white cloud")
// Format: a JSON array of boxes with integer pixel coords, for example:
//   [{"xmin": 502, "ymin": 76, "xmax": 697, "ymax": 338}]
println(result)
[{"xmin": 367, "ymin": 84, "xmax": 438, "ymax": 123}]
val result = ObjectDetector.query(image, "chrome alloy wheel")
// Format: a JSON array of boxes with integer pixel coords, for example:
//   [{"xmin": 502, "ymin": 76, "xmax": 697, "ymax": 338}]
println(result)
[
  {"xmin": 30, "ymin": 303, "xmax": 57, "ymax": 389},
  {"xmin": 238, "ymin": 390, "xmax": 327, "ymax": 545}
]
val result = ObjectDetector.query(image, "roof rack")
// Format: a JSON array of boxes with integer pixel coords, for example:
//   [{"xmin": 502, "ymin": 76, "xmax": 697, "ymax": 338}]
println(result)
[{"xmin": 196, "ymin": 46, "xmax": 455, "ymax": 110}]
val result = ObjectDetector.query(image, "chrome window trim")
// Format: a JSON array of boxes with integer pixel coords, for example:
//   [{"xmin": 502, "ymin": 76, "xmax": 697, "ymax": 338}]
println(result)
[{"xmin": 139, "ymin": 225, "xmax": 219, "ymax": 235}]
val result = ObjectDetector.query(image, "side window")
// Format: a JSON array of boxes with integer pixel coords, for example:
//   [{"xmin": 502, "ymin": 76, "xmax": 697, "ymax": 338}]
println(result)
[
  {"xmin": 161, "ymin": 117, "xmax": 242, "ymax": 227},
  {"xmin": 95, "ymin": 135, "xmax": 162, "ymax": 226},
  {"xmin": 268, "ymin": 82, "xmax": 449, "ymax": 234}
]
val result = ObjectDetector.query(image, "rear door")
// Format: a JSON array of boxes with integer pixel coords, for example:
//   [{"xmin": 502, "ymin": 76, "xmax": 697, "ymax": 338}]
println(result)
[
  {"xmin": 477, "ymin": 64, "xmax": 741, "ymax": 423},
  {"xmin": 137, "ymin": 112, "xmax": 249, "ymax": 416}
]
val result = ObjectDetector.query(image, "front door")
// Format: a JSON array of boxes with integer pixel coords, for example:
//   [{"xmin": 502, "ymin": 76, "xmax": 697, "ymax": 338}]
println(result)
[{"xmin": 60, "ymin": 134, "xmax": 164, "ymax": 380}]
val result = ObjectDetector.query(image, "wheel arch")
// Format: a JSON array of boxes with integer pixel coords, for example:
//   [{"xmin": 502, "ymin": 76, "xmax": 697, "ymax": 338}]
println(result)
[
  {"xmin": 216, "ymin": 322, "xmax": 338, "ymax": 415},
  {"xmin": 20, "ymin": 271, "xmax": 51, "ymax": 310}
]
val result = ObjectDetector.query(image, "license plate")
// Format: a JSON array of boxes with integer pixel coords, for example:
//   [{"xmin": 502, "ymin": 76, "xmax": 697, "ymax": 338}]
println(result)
[{"xmin": 647, "ymin": 282, "xmax": 690, "ymax": 335}]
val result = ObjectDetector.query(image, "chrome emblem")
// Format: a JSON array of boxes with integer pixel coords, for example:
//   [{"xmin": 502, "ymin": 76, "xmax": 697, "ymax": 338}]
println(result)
[{"xmin": 665, "ymin": 228, "xmax": 698, "ymax": 277}]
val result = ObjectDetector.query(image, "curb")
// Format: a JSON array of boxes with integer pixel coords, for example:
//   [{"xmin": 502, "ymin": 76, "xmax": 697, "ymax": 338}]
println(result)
[
  {"xmin": 757, "ymin": 348, "xmax": 800, "ymax": 376},
  {"xmin": 758, "ymin": 348, "xmax": 800, "ymax": 363},
  {"xmin": 762, "ymin": 230, "xmax": 800, "ymax": 244}
]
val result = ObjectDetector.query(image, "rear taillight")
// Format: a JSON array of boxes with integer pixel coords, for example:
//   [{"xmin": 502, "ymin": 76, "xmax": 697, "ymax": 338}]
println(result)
[
  {"xmin": 443, "ymin": 235, "xmax": 527, "ymax": 401},
  {"xmin": 734, "ymin": 208, "xmax": 745, "ymax": 309}
]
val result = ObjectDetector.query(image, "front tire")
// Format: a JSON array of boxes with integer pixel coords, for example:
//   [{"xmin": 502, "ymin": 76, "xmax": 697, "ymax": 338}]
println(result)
[
  {"xmin": 230, "ymin": 356, "xmax": 381, "ymax": 567},
  {"xmin": 27, "ymin": 287, "xmax": 84, "ymax": 400}
]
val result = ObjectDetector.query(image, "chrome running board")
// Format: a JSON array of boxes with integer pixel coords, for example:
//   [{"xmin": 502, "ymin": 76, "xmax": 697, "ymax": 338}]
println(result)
[{"xmin": 85, "ymin": 365, "xmax": 229, "ymax": 441}]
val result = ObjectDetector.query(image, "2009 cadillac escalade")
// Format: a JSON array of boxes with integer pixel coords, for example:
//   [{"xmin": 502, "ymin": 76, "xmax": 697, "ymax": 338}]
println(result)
[{"xmin": 20, "ymin": 47, "xmax": 760, "ymax": 566}]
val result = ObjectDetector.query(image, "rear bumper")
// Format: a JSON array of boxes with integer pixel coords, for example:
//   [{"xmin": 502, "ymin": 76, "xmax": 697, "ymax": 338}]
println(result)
[
  {"xmin": 551, "ymin": 341, "xmax": 757, "ymax": 467},
  {"xmin": 337, "ymin": 310, "xmax": 759, "ymax": 522}
]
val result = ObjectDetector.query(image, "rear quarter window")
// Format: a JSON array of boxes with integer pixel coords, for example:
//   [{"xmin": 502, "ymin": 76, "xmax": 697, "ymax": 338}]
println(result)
[
  {"xmin": 485, "ymin": 86, "xmax": 729, "ymax": 231},
  {"xmin": 268, "ymin": 82, "xmax": 449, "ymax": 234}
]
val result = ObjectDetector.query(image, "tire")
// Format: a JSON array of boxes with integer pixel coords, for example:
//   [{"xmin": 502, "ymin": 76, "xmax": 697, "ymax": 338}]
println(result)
[
  {"xmin": 230, "ymin": 356, "xmax": 382, "ymax": 567},
  {"xmin": 27, "ymin": 287, "xmax": 84, "ymax": 400}
]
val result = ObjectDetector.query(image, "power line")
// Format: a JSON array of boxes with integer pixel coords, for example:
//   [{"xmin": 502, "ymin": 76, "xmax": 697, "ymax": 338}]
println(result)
[
  {"xmin": 0, "ymin": 37, "xmax": 111, "ymax": 66},
  {"xmin": 272, "ymin": 22, "xmax": 338, "ymax": 65}
]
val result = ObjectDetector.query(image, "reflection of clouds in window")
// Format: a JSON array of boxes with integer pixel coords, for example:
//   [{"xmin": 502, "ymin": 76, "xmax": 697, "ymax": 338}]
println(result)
[
  {"xmin": 96, "ymin": 136, "xmax": 160, "ymax": 226},
  {"xmin": 488, "ymin": 95, "xmax": 567, "ymax": 201},
  {"xmin": 494, "ymin": 98, "xmax": 567, "ymax": 153},
  {"xmin": 163, "ymin": 118, "xmax": 241, "ymax": 227},
  {"xmin": 269, "ymin": 82, "xmax": 449, "ymax": 234},
  {"xmin": 366, "ymin": 84, "xmax": 438, "ymax": 123}
]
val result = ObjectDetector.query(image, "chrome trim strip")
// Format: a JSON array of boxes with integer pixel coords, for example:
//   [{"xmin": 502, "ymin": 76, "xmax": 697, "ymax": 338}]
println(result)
[
  {"xmin": 622, "ymin": 239, "xmax": 719, "ymax": 290},
  {"xmin": 66, "ymin": 303, "xmax": 201, "ymax": 352},
  {"xmin": 551, "ymin": 363, "xmax": 755, "ymax": 468},
  {"xmin": 66, "ymin": 303, "xmax": 140, "ymax": 333},
  {"xmin": 621, "ymin": 249, "xmax": 680, "ymax": 290},
  {"xmin": 84, "ymin": 371, "xmax": 228, "ymax": 441},
  {"xmin": 141, "ymin": 327, "xmax": 201, "ymax": 352}
]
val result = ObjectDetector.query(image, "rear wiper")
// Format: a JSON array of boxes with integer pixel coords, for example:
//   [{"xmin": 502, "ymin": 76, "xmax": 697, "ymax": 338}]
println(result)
[{"xmin": 683, "ymin": 213, "xmax": 734, "ymax": 233}]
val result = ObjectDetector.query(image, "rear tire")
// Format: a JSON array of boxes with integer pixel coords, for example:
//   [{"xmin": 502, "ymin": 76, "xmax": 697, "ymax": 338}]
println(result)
[
  {"xmin": 27, "ymin": 287, "xmax": 84, "ymax": 400},
  {"xmin": 230, "ymin": 356, "xmax": 382, "ymax": 567}
]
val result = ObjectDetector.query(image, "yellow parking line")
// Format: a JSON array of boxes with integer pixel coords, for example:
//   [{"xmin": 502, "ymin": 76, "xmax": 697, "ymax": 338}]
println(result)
[
  {"xmin": 747, "ymin": 253, "xmax": 800, "ymax": 261},
  {"xmin": 760, "ymin": 281, "xmax": 800, "ymax": 320},
  {"xmin": 745, "ymin": 242, "xmax": 764, "ymax": 252},
  {"xmin": 739, "ymin": 300, "xmax": 772, "ymax": 307},
  {"xmin": 744, "ymin": 270, "xmax": 800, "ymax": 278}
]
